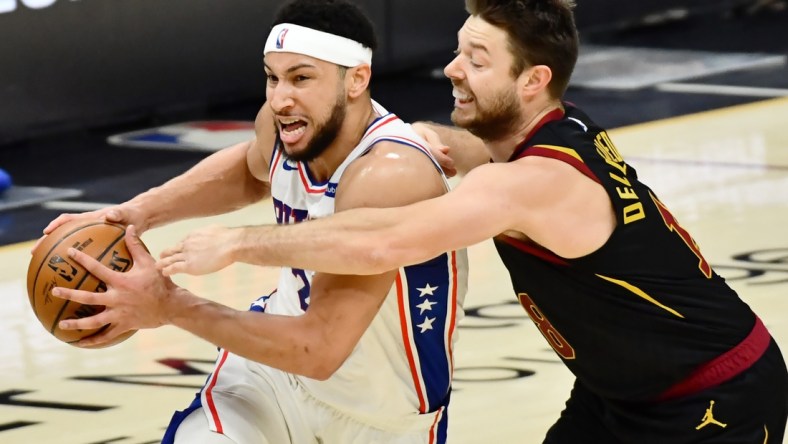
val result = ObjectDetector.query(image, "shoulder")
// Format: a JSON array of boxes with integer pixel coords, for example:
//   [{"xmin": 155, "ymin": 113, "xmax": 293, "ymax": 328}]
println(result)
[
  {"xmin": 244, "ymin": 104, "xmax": 278, "ymax": 181},
  {"xmin": 253, "ymin": 104, "xmax": 277, "ymax": 161},
  {"xmin": 255, "ymin": 105, "xmax": 277, "ymax": 142},
  {"xmin": 335, "ymin": 140, "xmax": 446, "ymax": 210}
]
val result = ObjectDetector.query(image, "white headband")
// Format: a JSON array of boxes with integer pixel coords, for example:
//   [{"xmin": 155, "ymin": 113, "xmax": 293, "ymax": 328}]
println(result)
[{"xmin": 264, "ymin": 23, "xmax": 373, "ymax": 67}]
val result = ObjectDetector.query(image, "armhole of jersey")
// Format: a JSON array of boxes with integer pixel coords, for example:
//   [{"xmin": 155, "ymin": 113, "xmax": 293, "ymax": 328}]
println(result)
[{"xmin": 518, "ymin": 147, "xmax": 601, "ymax": 185}]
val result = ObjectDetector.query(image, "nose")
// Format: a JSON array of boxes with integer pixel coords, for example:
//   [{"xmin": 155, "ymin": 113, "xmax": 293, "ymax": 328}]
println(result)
[
  {"xmin": 267, "ymin": 82, "xmax": 295, "ymax": 114},
  {"xmin": 443, "ymin": 55, "xmax": 463, "ymax": 81}
]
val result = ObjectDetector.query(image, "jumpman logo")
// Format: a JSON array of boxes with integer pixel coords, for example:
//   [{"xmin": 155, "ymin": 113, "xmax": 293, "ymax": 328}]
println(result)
[{"xmin": 696, "ymin": 400, "xmax": 727, "ymax": 430}]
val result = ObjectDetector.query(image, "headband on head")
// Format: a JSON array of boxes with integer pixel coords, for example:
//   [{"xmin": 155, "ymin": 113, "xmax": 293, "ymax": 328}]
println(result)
[{"xmin": 264, "ymin": 23, "xmax": 373, "ymax": 67}]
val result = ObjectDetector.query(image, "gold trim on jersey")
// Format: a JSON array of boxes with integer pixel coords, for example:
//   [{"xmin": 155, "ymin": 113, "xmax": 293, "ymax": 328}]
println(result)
[
  {"xmin": 595, "ymin": 274, "xmax": 685, "ymax": 318},
  {"xmin": 532, "ymin": 144, "xmax": 584, "ymax": 163}
]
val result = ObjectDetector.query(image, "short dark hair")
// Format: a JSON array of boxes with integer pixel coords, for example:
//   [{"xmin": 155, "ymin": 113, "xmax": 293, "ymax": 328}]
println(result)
[
  {"xmin": 465, "ymin": 0, "xmax": 578, "ymax": 98},
  {"xmin": 271, "ymin": 0, "xmax": 378, "ymax": 52}
]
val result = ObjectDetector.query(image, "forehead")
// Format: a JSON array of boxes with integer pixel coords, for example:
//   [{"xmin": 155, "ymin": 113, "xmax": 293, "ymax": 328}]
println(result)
[
  {"xmin": 264, "ymin": 51, "xmax": 334, "ymax": 72},
  {"xmin": 458, "ymin": 15, "xmax": 509, "ymax": 52}
]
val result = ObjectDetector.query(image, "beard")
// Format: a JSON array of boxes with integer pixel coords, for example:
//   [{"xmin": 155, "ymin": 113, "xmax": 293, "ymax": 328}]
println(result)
[
  {"xmin": 451, "ymin": 85, "xmax": 522, "ymax": 142},
  {"xmin": 280, "ymin": 91, "xmax": 347, "ymax": 163}
]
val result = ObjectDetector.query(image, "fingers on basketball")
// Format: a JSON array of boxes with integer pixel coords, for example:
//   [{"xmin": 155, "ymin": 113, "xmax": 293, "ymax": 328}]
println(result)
[{"xmin": 27, "ymin": 219, "xmax": 144, "ymax": 347}]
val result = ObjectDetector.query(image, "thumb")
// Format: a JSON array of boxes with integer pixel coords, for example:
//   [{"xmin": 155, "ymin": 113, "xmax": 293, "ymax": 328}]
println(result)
[
  {"xmin": 125, "ymin": 225, "xmax": 152, "ymax": 262},
  {"xmin": 104, "ymin": 209, "xmax": 123, "ymax": 223}
]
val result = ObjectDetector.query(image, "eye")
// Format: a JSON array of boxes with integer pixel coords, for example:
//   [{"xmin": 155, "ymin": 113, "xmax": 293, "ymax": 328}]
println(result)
[
  {"xmin": 266, "ymin": 74, "xmax": 278, "ymax": 83},
  {"xmin": 295, "ymin": 75, "xmax": 310, "ymax": 82},
  {"xmin": 470, "ymin": 61, "xmax": 483, "ymax": 68}
]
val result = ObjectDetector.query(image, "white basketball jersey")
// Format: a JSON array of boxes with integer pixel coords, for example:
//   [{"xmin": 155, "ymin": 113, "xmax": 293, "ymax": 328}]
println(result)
[{"xmin": 263, "ymin": 100, "xmax": 469, "ymax": 427}]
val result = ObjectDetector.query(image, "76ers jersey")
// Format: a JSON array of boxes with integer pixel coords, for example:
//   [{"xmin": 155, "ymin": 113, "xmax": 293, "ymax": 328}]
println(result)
[{"xmin": 264, "ymin": 100, "xmax": 468, "ymax": 429}]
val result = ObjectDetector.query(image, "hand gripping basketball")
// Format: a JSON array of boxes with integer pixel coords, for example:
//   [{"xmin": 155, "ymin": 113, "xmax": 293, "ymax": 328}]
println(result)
[
  {"xmin": 28, "ymin": 220, "xmax": 140, "ymax": 347},
  {"xmin": 52, "ymin": 225, "xmax": 173, "ymax": 348}
]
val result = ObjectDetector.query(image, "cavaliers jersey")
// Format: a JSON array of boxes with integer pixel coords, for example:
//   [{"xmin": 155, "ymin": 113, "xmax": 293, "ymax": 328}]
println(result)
[
  {"xmin": 260, "ymin": 100, "xmax": 468, "ymax": 431},
  {"xmin": 494, "ymin": 104, "xmax": 757, "ymax": 401}
]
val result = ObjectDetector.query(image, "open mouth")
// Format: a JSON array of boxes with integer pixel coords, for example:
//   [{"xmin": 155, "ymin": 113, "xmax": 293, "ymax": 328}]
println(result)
[
  {"xmin": 453, "ymin": 89, "xmax": 474, "ymax": 105},
  {"xmin": 278, "ymin": 117, "xmax": 308, "ymax": 144}
]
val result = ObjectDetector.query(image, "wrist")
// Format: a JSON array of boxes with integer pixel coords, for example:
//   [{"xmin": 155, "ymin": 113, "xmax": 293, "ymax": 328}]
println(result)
[
  {"xmin": 232, "ymin": 225, "xmax": 275, "ymax": 267},
  {"xmin": 224, "ymin": 226, "xmax": 244, "ymax": 265},
  {"xmin": 160, "ymin": 283, "xmax": 191, "ymax": 327}
]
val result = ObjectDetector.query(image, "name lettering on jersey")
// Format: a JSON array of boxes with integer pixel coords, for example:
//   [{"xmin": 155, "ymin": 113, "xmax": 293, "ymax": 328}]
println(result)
[
  {"xmin": 272, "ymin": 197, "xmax": 309, "ymax": 224},
  {"xmin": 594, "ymin": 131, "xmax": 645, "ymax": 224}
]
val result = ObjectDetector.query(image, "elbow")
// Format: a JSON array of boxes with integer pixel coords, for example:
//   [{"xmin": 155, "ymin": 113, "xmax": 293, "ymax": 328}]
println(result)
[
  {"xmin": 294, "ymin": 331, "xmax": 348, "ymax": 380},
  {"xmin": 362, "ymin": 240, "xmax": 405, "ymax": 274},
  {"xmin": 306, "ymin": 363, "xmax": 340, "ymax": 381},
  {"xmin": 300, "ymin": 349, "xmax": 345, "ymax": 381}
]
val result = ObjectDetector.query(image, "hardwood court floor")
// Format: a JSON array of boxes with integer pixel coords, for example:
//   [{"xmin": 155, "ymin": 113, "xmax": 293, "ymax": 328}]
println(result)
[{"xmin": 1, "ymin": 97, "xmax": 787, "ymax": 443}]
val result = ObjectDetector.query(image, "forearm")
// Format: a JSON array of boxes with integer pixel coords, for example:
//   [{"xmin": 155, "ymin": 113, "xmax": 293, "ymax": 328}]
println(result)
[
  {"xmin": 227, "ymin": 167, "xmax": 510, "ymax": 275},
  {"xmin": 128, "ymin": 141, "xmax": 269, "ymax": 230},
  {"xmin": 166, "ymin": 287, "xmax": 335, "ymax": 379},
  {"xmin": 421, "ymin": 121, "xmax": 490, "ymax": 175},
  {"xmin": 230, "ymin": 207, "xmax": 444, "ymax": 275}
]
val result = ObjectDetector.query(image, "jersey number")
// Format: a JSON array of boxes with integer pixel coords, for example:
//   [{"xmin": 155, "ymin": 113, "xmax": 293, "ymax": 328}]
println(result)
[
  {"xmin": 650, "ymin": 192, "xmax": 712, "ymax": 278},
  {"xmin": 517, "ymin": 293, "xmax": 576, "ymax": 360}
]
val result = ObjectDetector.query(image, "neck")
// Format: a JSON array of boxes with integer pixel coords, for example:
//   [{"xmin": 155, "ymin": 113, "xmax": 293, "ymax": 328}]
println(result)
[
  {"xmin": 485, "ymin": 99, "xmax": 563, "ymax": 162},
  {"xmin": 307, "ymin": 98, "xmax": 377, "ymax": 182}
]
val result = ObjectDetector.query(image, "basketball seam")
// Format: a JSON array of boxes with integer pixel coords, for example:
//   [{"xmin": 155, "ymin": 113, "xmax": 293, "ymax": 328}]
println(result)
[
  {"xmin": 30, "ymin": 221, "xmax": 115, "ymax": 316},
  {"xmin": 47, "ymin": 228, "xmax": 127, "ymax": 336}
]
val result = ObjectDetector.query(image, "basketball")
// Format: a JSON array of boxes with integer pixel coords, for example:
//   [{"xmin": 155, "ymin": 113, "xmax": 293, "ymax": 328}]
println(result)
[{"xmin": 27, "ymin": 219, "xmax": 138, "ymax": 347}]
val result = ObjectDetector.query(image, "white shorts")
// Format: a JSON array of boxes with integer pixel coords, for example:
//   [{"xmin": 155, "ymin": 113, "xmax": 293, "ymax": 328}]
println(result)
[{"xmin": 167, "ymin": 350, "xmax": 442, "ymax": 444}]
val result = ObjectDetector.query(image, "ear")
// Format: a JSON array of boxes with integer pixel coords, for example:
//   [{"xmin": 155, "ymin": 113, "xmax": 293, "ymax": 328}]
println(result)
[
  {"xmin": 346, "ymin": 64, "xmax": 372, "ymax": 99},
  {"xmin": 520, "ymin": 65, "xmax": 553, "ymax": 97}
]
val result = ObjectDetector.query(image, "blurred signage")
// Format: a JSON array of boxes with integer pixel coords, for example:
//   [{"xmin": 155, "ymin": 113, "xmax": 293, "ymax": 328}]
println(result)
[{"xmin": 0, "ymin": 0, "xmax": 78, "ymax": 14}]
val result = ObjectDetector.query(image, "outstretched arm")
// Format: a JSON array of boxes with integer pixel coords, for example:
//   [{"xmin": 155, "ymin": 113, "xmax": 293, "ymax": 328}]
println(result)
[
  {"xmin": 158, "ymin": 155, "xmax": 617, "ymax": 276},
  {"xmin": 37, "ymin": 105, "xmax": 275, "ymax": 243},
  {"xmin": 161, "ymin": 161, "xmax": 521, "ymax": 276}
]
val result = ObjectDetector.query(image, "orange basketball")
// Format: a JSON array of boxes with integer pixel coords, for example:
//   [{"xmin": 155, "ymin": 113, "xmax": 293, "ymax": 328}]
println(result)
[{"xmin": 27, "ymin": 219, "xmax": 138, "ymax": 347}]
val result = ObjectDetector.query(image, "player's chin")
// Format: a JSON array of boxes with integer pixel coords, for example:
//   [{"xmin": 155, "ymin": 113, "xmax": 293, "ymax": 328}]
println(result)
[
  {"xmin": 281, "ymin": 138, "xmax": 313, "ymax": 160},
  {"xmin": 450, "ymin": 109, "xmax": 475, "ymax": 129}
]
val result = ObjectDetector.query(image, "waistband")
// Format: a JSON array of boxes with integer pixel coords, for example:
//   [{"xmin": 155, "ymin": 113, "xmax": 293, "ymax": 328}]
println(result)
[{"xmin": 657, "ymin": 315, "xmax": 771, "ymax": 401}]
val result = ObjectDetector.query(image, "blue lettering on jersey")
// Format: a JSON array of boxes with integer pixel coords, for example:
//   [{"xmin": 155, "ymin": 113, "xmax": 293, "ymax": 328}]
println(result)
[
  {"xmin": 326, "ymin": 182, "xmax": 338, "ymax": 198},
  {"xmin": 272, "ymin": 197, "xmax": 310, "ymax": 224},
  {"xmin": 291, "ymin": 268, "xmax": 311, "ymax": 310},
  {"xmin": 271, "ymin": 197, "xmax": 312, "ymax": 310}
]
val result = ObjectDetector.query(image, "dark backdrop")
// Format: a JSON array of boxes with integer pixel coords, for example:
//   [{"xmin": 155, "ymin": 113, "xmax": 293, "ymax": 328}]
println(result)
[
  {"xmin": 0, "ymin": 0, "xmax": 748, "ymax": 145},
  {"xmin": 0, "ymin": 0, "xmax": 467, "ymax": 144}
]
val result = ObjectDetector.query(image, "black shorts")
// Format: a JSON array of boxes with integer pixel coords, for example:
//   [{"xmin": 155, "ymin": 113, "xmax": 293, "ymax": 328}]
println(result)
[{"xmin": 543, "ymin": 340, "xmax": 788, "ymax": 444}]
